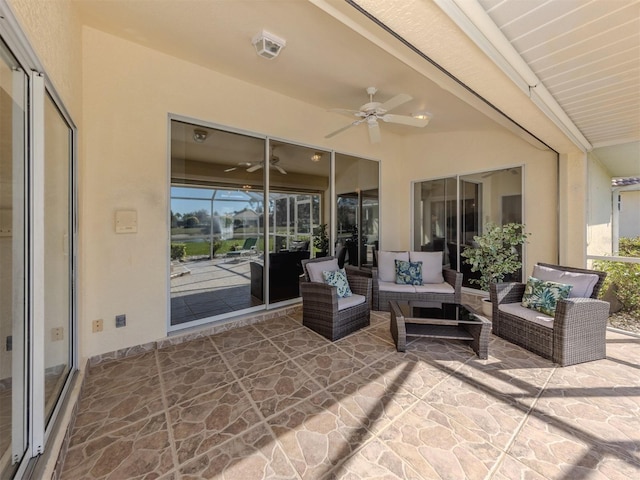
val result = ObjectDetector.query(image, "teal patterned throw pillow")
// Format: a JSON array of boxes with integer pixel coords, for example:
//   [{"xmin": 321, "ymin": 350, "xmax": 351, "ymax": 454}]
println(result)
[
  {"xmin": 322, "ymin": 268, "xmax": 353, "ymax": 298},
  {"xmin": 395, "ymin": 260, "xmax": 423, "ymax": 285},
  {"xmin": 522, "ymin": 276, "xmax": 573, "ymax": 316}
]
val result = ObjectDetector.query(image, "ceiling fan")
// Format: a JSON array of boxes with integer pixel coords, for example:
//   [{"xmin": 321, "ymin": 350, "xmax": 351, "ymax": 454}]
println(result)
[
  {"xmin": 223, "ymin": 149, "xmax": 287, "ymax": 174},
  {"xmin": 325, "ymin": 87, "xmax": 431, "ymax": 143}
]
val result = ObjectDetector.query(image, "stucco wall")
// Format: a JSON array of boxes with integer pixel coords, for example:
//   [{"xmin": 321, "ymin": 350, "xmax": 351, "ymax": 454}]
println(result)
[
  {"xmin": 80, "ymin": 27, "xmax": 400, "ymax": 358},
  {"xmin": 9, "ymin": 0, "xmax": 82, "ymax": 119},
  {"xmin": 559, "ymin": 151, "xmax": 589, "ymax": 266},
  {"xmin": 587, "ymin": 155, "xmax": 613, "ymax": 256},
  {"xmin": 9, "ymin": 1, "xmax": 573, "ymax": 361},
  {"xmin": 619, "ymin": 190, "xmax": 640, "ymax": 239}
]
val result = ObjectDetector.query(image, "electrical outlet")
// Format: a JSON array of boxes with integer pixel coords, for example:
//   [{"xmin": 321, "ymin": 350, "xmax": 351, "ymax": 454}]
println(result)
[
  {"xmin": 51, "ymin": 327, "xmax": 64, "ymax": 341},
  {"xmin": 92, "ymin": 319, "xmax": 103, "ymax": 333},
  {"xmin": 115, "ymin": 314, "xmax": 126, "ymax": 328}
]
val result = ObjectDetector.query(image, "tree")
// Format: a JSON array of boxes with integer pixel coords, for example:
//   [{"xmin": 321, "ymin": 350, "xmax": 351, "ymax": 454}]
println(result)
[{"xmin": 184, "ymin": 216, "xmax": 199, "ymax": 228}]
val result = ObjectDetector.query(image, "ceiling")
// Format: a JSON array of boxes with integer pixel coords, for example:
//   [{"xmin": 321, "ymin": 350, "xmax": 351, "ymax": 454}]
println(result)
[
  {"xmin": 72, "ymin": 0, "xmax": 639, "ymax": 177},
  {"xmin": 478, "ymin": 0, "xmax": 639, "ymax": 150}
]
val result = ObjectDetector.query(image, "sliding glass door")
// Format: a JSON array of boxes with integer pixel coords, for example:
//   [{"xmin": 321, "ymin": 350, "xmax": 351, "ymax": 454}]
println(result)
[
  {"xmin": 42, "ymin": 93, "xmax": 74, "ymax": 427},
  {"xmin": 0, "ymin": 37, "xmax": 28, "ymax": 479},
  {"xmin": 170, "ymin": 121, "xmax": 335, "ymax": 329},
  {"xmin": 413, "ymin": 167, "xmax": 523, "ymax": 289},
  {"xmin": 0, "ymin": 24, "xmax": 77, "ymax": 477},
  {"xmin": 335, "ymin": 153, "xmax": 380, "ymax": 267}
]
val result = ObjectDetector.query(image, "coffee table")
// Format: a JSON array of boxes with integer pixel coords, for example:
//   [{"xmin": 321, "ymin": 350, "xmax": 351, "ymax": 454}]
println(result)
[{"xmin": 389, "ymin": 300, "xmax": 490, "ymax": 358}]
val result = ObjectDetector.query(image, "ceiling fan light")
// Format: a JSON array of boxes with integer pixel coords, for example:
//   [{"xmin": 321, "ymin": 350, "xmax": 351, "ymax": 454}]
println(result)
[
  {"xmin": 193, "ymin": 129, "xmax": 208, "ymax": 143},
  {"xmin": 411, "ymin": 111, "xmax": 431, "ymax": 121}
]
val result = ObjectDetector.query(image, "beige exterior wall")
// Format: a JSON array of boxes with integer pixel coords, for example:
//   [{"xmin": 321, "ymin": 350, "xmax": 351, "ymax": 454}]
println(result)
[
  {"xmin": 619, "ymin": 191, "xmax": 640, "ymax": 239},
  {"xmin": 559, "ymin": 151, "xmax": 589, "ymax": 266},
  {"xmin": 80, "ymin": 27, "xmax": 400, "ymax": 358},
  {"xmin": 587, "ymin": 154, "xmax": 613, "ymax": 256},
  {"xmin": 9, "ymin": 0, "xmax": 82, "ymax": 119},
  {"xmin": 7, "ymin": 1, "xmax": 575, "ymax": 361}
]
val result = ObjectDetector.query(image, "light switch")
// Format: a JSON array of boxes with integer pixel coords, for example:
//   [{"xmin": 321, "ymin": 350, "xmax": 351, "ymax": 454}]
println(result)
[{"xmin": 115, "ymin": 210, "xmax": 137, "ymax": 233}]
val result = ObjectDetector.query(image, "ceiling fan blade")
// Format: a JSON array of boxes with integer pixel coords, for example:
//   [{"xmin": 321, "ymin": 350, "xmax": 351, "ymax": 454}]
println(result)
[
  {"xmin": 379, "ymin": 93, "xmax": 412, "ymax": 112},
  {"xmin": 224, "ymin": 167, "xmax": 238, "ymax": 172},
  {"xmin": 381, "ymin": 113, "xmax": 430, "ymax": 127},
  {"xmin": 368, "ymin": 121, "xmax": 381, "ymax": 143},
  {"xmin": 325, "ymin": 121, "xmax": 360, "ymax": 139},
  {"xmin": 246, "ymin": 164, "xmax": 263, "ymax": 173},
  {"xmin": 273, "ymin": 164, "xmax": 287, "ymax": 175},
  {"xmin": 328, "ymin": 108, "xmax": 362, "ymax": 118}
]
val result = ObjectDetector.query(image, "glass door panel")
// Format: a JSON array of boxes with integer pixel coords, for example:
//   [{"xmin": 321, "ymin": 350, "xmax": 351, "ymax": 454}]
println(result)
[
  {"xmin": 335, "ymin": 154, "xmax": 380, "ymax": 266},
  {"xmin": 0, "ymin": 38, "xmax": 27, "ymax": 478},
  {"xmin": 414, "ymin": 170, "xmax": 522, "ymax": 289},
  {"xmin": 459, "ymin": 167, "xmax": 523, "ymax": 288},
  {"xmin": 361, "ymin": 189, "xmax": 378, "ymax": 266},
  {"xmin": 265, "ymin": 140, "xmax": 329, "ymax": 303},
  {"xmin": 43, "ymin": 93, "xmax": 73, "ymax": 424},
  {"xmin": 170, "ymin": 121, "xmax": 266, "ymax": 328},
  {"xmin": 412, "ymin": 177, "xmax": 457, "ymax": 267}
]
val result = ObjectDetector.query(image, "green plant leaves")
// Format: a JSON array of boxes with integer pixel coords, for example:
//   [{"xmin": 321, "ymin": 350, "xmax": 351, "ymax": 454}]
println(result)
[{"xmin": 461, "ymin": 222, "xmax": 529, "ymax": 291}]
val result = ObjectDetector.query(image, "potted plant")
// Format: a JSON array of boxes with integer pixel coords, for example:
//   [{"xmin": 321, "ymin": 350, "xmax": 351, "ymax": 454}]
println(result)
[
  {"xmin": 461, "ymin": 222, "xmax": 529, "ymax": 315},
  {"xmin": 313, "ymin": 223, "xmax": 329, "ymax": 257}
]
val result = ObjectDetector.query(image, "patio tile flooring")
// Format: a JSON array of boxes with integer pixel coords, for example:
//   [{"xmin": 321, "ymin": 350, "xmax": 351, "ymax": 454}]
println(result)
[{"xmin": 60, "ymin": 307, "xmax": 640, "ymax": 479}]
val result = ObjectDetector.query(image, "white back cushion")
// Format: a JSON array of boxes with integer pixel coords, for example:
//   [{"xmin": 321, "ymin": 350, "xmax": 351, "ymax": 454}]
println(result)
[
  {"xmin": 532, "ymin": 264, "xmax": 599, "ymax": 298},
  {"xmin": 409, "ymin": 251, "xmax": 444, "ymax": 284},
  {"xmin": 377, "ymin": 251, "xmax": 409, "ymax": 282},
  {"xmin": 306, "ymin": 258, "xmax": 339, "ymax": 283}
]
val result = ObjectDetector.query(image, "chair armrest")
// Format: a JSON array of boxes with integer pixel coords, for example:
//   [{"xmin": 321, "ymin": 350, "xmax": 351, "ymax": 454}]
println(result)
[
  {"xmin": 442, "ymin": 268, "xmax": 462, "ymax": 289},
  {"xmin": 491, "ymin": 282, "xmax": 526, "ymax": 305},
  {"xmin": 554, "ymin": 298, "xmax": 609, "ymax": 330},
  {"xmin": 346, "ymin": 274, "xmax": 372, "ymax": 301},
  {"xmin": 300, "ymin": 280, "xmax": 339, "ymax": 313}
]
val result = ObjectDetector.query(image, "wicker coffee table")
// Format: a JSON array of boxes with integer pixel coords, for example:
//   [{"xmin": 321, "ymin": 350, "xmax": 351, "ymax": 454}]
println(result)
[{"xmin": 389, "ymin": 300, "xmax": 490, "ymax": 358}]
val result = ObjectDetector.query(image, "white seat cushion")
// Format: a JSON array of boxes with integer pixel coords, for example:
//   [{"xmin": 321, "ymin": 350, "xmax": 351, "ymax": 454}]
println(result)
[
  {"xmin": 377, "ymin": 280, "xmax": 416, "ymax": 293},
  {"xmin": 532, "ymin": 264, "xmax": 599, "ymax": 298},
  {"xmin": 414, "ymin": 282, "xmax": 455, "ymax": 294},
  {"xmin": 377, "ymin": 251, "xmax": 409, "ymax": 282},
  {"xmin": 337, "ymin": 293, "xmax": 366, "ymax": 311},
  {"xmin": 499, "ymin": 302, "xmax": 554, "ymax": 328},
  {"xmin": 409, "ymin": 251, "xmax": 444, "ymax": 284},
  {"xmin": 306, "ymin": 258, "xmax": 339, "ymax": 283}
]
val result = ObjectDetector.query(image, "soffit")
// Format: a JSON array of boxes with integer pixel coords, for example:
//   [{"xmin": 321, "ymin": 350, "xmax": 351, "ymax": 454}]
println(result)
[
  {"xmin": 353, "ymin": 0, "xmax": 639, "ymax": 176},
  {"xmin": 478, "ymin": 0, "xmax": 640, "ymax": 150}
]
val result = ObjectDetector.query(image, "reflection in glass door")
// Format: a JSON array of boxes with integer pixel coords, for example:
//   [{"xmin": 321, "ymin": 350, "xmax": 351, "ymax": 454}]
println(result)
[
  {"xmin": 413, "ymin": 167, "xmax": 523, "ymax": 289},
  {"xmin": 0, "ymin": 37, "xmax": 28, "ymax": 479},
  {"xmin": 335, "ymin": 153, "xmax": 380, "ymax": 267},
  {"xmin": 43, "ymin": 93, "xmax": 73, "ymax": 425}
]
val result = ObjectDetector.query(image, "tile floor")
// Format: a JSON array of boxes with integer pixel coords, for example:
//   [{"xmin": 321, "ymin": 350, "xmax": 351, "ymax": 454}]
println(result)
[{"xmin": 60, "ymin": 308, "xmax": 640, "ymax": 479}]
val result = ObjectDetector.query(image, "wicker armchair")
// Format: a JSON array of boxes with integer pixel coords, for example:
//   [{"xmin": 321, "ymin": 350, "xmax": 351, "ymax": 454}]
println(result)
[
  {"xmin": 300, "ymin": 257, "xmax": 372, "ymax": 341},
  {"xmin": 490, "ymin": 263, "xmax": 609, "ymax": 366}
]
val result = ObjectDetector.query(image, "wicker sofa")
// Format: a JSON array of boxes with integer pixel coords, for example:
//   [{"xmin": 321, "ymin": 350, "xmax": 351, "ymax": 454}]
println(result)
[
  {"xmin": 490, "ymin": 262, "xmax": 609, "ymax": 366},
  {"xmin": 299, "ymin": 256, "xmax": 372, "ymax": 341},
  {"xmin": 372, "ymin": 250, "xmax": 462, "ymax": 311}
]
